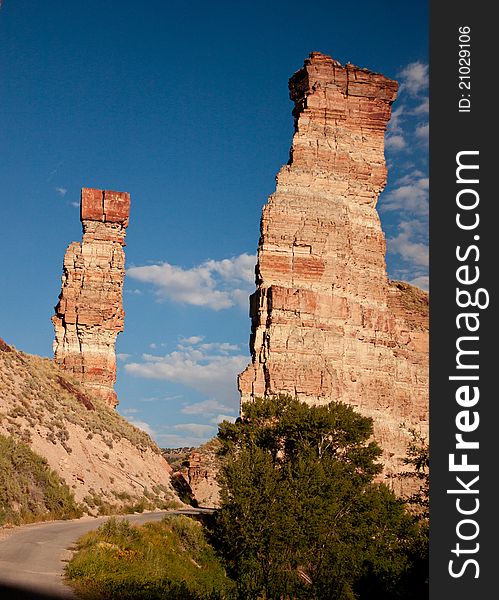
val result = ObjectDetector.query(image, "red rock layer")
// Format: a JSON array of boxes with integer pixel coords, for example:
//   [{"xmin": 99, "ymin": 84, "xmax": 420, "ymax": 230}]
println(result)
[
  {"xmin": 238, "ymin": 53, "xmax": 428, "ymax": 486},
  {"xmin": 52, "ymin": 188, "xmax": 130, "ymax": 408}
]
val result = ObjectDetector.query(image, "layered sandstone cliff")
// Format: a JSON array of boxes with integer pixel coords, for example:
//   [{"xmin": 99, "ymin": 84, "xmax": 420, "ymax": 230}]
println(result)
[
  {"xmin": 238, "ymin": 52, "xmax": 428, "ymax": 484},
  {"xmin": 52, "ymin": 188, "xmax": 130, "ymax": 408}
]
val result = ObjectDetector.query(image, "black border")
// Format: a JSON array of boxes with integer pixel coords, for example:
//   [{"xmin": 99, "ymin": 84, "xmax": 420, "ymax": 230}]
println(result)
[{"xmin": 430, "ymin": 2, "xmax": 496, "ymax": 596}]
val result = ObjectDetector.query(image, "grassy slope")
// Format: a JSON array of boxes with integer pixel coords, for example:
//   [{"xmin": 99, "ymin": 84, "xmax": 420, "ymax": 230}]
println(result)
[
  {"xmin": 0, "ymin": 346, "xmax": 157, "ymax": 451},
  {"xmin": 65, "ymin": 515, "xmax": 235, "ymax": 599}
]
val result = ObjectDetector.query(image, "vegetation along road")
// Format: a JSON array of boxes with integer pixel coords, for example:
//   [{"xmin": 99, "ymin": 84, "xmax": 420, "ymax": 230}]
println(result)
[{"xmin": 0, "ymin": 509, "xmax": 212, "ymax": 600}]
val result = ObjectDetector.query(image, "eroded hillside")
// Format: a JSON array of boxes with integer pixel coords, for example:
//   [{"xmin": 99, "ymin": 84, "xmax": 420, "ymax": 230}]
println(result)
[{"xmin": 0, "ymin": 338, "xmax": 181, "ymax": 516}]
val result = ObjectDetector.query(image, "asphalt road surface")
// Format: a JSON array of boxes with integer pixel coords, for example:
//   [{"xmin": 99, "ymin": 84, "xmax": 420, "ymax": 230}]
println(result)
[{"xmin": 0, "ymin": 509, "xmax": 212, "ymax": 600}]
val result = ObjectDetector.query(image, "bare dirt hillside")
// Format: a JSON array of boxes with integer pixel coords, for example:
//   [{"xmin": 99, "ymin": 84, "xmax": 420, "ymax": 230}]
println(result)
[{"xmin": 0, "ymin": 338, "xmax": 181, "ymax": 516}]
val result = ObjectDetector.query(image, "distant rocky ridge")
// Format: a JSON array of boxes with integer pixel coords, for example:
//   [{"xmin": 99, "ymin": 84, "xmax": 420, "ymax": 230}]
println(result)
[
  {"xmin": 0, "ymin": 338, "xmax": 180, "ymax": 516},
  {"xmin": 52, "ymin": 188, "xmax": 130, "ymax": 408},
  {"xmin": 238, "ymin": 52, "xmax": 428, "ymax": 487}
]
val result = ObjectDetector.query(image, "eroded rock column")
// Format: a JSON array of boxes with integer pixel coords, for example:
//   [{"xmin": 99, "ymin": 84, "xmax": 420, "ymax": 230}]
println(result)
[
  {"xmin": 238, "ymin": 53, "xmax": 428, "ymax": 485},
  {"xmin": 52, "ymin": 188, "xmax": 130, "ymax": 408}
]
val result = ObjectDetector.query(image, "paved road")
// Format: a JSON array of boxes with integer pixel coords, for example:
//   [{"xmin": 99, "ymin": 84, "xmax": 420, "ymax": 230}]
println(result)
[{"xmin": 0, "ymin": 509, "xmax": 213, "ymax": 599}]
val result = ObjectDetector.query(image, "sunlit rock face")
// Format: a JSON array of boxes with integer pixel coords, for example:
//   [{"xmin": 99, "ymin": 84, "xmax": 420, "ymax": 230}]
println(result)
[
  {"xmin": 238, "ymin": 53, "xmax": 428, "ymax": 487},
  {"xmin": 52, "ymin": 188, "xmax": 130, "ymax": 408}
]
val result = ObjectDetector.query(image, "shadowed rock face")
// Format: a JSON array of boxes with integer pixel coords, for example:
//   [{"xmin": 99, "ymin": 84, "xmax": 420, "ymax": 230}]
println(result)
[
  {"xmin": 238, "ymin": 52, "xmax": 428, "ymax": 487},
  {"xmin": 52, "ymin": 188, "xmax": 130, "ymax": 408}
]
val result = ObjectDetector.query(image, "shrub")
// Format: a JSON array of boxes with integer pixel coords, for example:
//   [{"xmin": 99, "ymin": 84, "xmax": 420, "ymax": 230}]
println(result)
[
  {"xmin": 0, "ymin": 433, "xmax": 82, "ymax": 525},
  {"xmin": 65, "ymin": 516, "xmax": 235, "ymax": 599}
]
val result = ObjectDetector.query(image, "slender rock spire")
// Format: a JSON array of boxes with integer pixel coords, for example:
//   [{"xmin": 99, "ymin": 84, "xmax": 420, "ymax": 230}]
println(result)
[{"xmin": 52, "ymin": 188, "xmax": 130, "ymax": 408}]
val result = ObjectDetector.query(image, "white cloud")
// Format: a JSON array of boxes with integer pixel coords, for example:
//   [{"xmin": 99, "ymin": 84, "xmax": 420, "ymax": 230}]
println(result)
[
  {"xmin": 383, "ymin": 60, "xmax": 428, "ymax": 289},
  {"xmin": 173, "ymin": 423, "xmax": 215, "ymax": 436},
  {"xmin": 155, "ymin": 432, "xmax": 213, "ymax": 448},
  {"xmin": 412, "ymin": 97, "xmax": 429, "ymax": 115},
  {"xmin": 198, "ymin": 342, "xmax": 240, "ymax": 353},
  {"xmin": 125, "ymin": 341, "xmax": 249, "ymax": 403},
  {"xmin": 210, "ymin": 414, "xmax": 237, "ymax": 425},
  {"xmin": 128, "ymin": 418, "xmax": 156, "ymax": 437},
  {"xmin": 117, "ymin": 353, "xmax": 131, "ymax": 361},
  {"xmin": 387, "ymin": 105, "xmax": 405, "ymax": 134},
  {"xmin": 179, "ymin": 335, "xmax": 205, "ymax": 345},
  {"xmin": 154, "ymin": 421, "xmax": 222, "ymax": 448},
  {"xmin": 127, "ymin": 253, "xmax": 256, "ymax": 311},
  {"xmin": 138, "ymin": 394, "xmax": 184, "ymax": 403},
  {"xmin": 204, "ymin": 254, "xmax": 255, "ymax": 284},
  {"xmin": 387, "ymin": 221, "xmax": 429, "ymax": 268},
  {"xmin": 415, "ymin": 122, "xmax": 429, "ymax": 142},
  {"xmin": 181, "ymin": 398, "xmax": 234, "ymax": 416},
  {"xmin": 398, "ymin": 62, "xmax": 429, "ymax": 96},
  {"xmin": 385, "ymin": 134, "xmax": 406, "ymax": 151},
  {"xmin": 395, "ymin": 170, "xmax": 425, "ymax": 185},
  {"xmin": 381, "ymin": 173, "xmax": 428, "ymax": 214},
  {"xmin": 55, "ymin": 186, "xmax": 67, "ymax": 197},
  {"xmin": 409, "ymin": 275, "xmax": 429, "ymax": 292}
]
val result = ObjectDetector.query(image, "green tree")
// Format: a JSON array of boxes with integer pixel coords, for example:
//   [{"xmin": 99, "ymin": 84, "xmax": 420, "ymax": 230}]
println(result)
[
  {"xmin": 400, "ymin": 427, "xmax": 429, "ymax": 520},
  {"xmin": 212, "ymin": 396, "xmax": 424, "ymax": 600},
  {"xmin": 393, "ymin": 427, "xmax": 429, "ymax": 596}
]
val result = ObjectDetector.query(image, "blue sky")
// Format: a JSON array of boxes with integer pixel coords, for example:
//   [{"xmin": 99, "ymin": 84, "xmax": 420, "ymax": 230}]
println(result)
[{"xmin": 0, "ymin": 1, "xmax": 428, "ymax": 447}]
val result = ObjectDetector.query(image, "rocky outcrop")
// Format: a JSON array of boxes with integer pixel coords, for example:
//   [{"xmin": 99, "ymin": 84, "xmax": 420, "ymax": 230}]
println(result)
[
  {"xmin": 162, "ymin": 444, "xmax": 221, "ymax": 508},
  {"xmin": 186, "ymin": 449, "xmax": 221, "ymax": 508},
  {"xmin": 238, "ymin": 52, "xmax": 428, "ymax": 486},
  {"xmin": 0, "ymin": 337, "xmax": 13, "ymax": 353},
  {"xmin": 52, "ymin": 188, "xmax": 130, "ymax": 408}
]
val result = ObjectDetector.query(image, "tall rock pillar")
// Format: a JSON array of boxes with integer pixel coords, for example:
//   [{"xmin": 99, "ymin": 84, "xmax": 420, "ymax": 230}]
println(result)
[
  {"xmin": 52, "ymin": 188, "xmax": 130, "ymax": 408},
  {"xmin": 238, "ymin": 53, "xmax": 428, "ymax": 484}
]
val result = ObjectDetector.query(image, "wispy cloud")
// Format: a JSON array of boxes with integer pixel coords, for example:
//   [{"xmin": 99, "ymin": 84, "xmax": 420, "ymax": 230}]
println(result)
[
  {"xmin": 415, "ymin": 122, "xmax": 429, "ymax": 143},
  {"xmin": 179, "ymin": 335, "xmax": 205, "ymax": 345},
  {"xmin": 409, "ymin": 275, "xmax": 429, "ymax": 292},
  {"xmin": 125, "ymin": 338, "xmax": 248, "ymax": 404},
  {"xmin": 55, "ymin": 186, "xmax": 67, "ymax": 197},
  {"xmin": 128, "ymin": 418, "xmax": 156, "ymax": 437},
  {"xmin": 412, "ymin": 97, "xmax": 429, "ymax": 115},
  {"xmin": 138, "ymin": 394, "xmax": 184, "ymax": 403},
  {"xmin": 180, "ymin": 397, "xmax": 238, "ymax": 424},
  {"xmin": 387, "ymin": 105, "xmax": 405, "ymax": 134},
  {"xmin": 210, "ymin": 414, "xmax": 237, "ymax": 425},
  {"xmin": 155, "ymin": 432, "xmax": 212, "ymax": 448},
  {"xmin": 398, "ymin": 62, "xmax": 429, "ymax": 96},
  {"xmin": 387, "ymin": 220, "xmax": 429, "ymax": 268},
  {"xmin": 383, "ymin": 60, "xmax": 429, "ymax": 289},
  {"xmin": 127, "ymin": 253, "xmax": 256, "ymax": 311},
  {"xmin": 385, "ymin": 134, "xmax": 406, "ymax": 151},
  {"xmin": 173, "ymin": 423, "xmax": 214, "ymax": 436},
  {"xmin": 381, "ymin": 172, "xmax": 429, "ymax": 214},
  {"xmin": 181, "ymin": 398, "xmax": 230, "ymax": 415}
]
